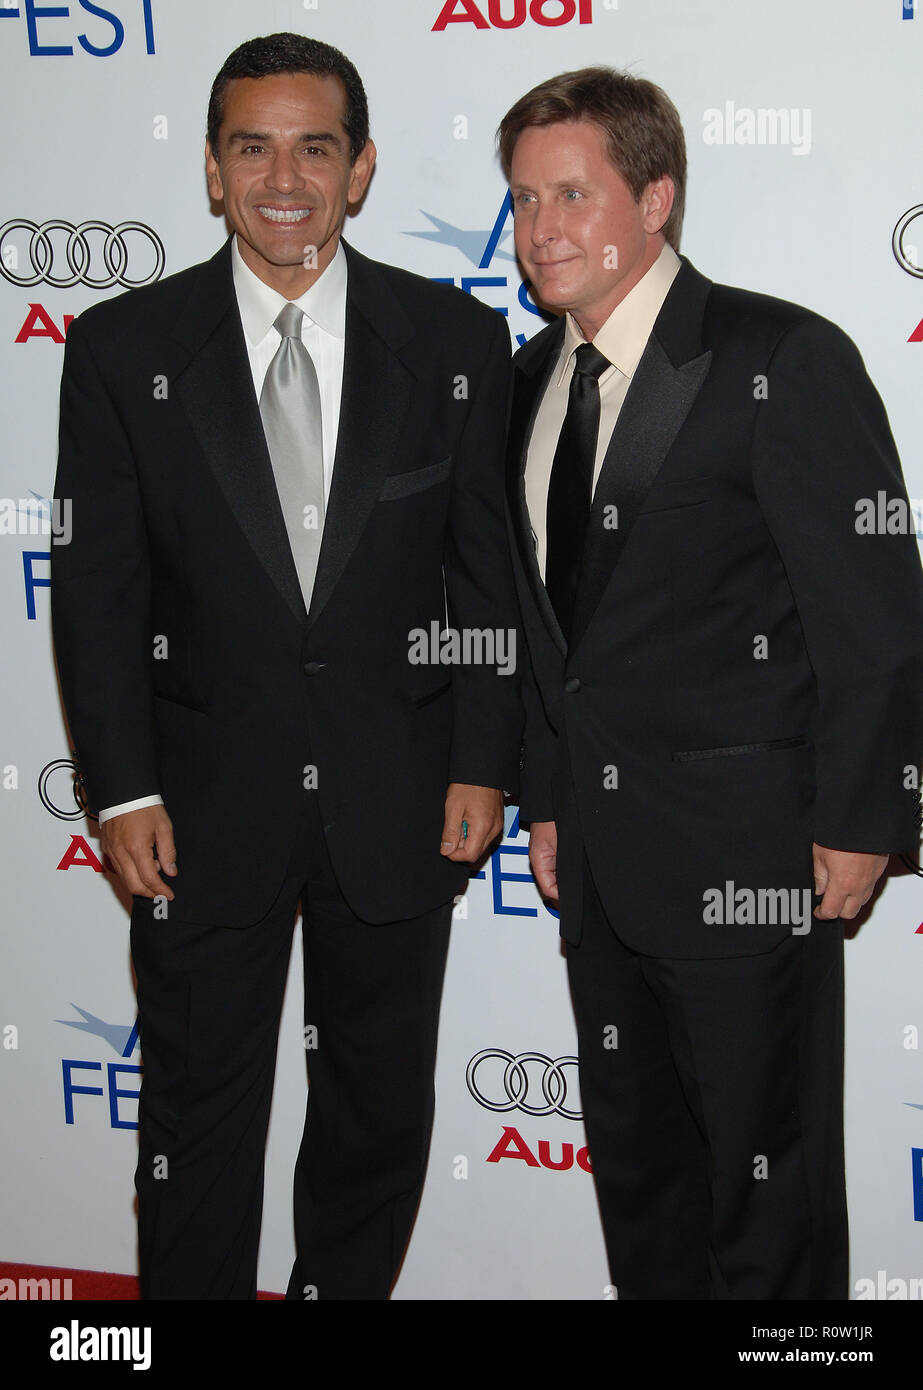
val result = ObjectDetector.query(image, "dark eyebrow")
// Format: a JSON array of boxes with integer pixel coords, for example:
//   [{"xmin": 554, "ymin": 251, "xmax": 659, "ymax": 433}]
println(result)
[{"xmin": 225, "ymin": 130, "xmax": 342, "ymax": 148}]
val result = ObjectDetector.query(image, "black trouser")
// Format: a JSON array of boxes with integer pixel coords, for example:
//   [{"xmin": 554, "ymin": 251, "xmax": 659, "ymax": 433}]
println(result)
[
  {"xmin": 130, "ymin": 794, "xmax": 452, "ymax": 1300},
  {"xmin": 566, "ymin": 859, "xmax": 847, "ymax": 1299}
]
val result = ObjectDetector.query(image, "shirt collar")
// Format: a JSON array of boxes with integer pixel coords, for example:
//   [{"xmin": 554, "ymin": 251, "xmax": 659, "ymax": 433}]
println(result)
[
  {"xmin": 556, "ymin": 241, "xmax": 681, "ymax": 386},
  {"xmin": 231, "ymin": 234, "xmax": 347, "ymax": 346}
]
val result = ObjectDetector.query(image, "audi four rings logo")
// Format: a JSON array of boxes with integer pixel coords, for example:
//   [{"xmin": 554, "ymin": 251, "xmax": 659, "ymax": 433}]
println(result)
[
  {"xmin": 892, "ymin": 205, "xmax": 923, "ymax": 278},
  {"xmin": 466, "ymin": 1048, "xmax": 582, "ymax": 1120},
  {"xmin": 0, "ymin": 220, "xmax": 165, "ymax": 289},
  {"xmin": 38, "ymin": 759, "xmax": 93, "ymax": 822}
]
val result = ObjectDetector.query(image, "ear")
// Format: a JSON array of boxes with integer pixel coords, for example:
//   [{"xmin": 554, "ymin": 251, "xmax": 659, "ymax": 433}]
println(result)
[
  {"xmin": 205, "ymin": 140, "xmax": 223, "ymax": 203},
  {"xmin": 347, "ymin": 137, "xmax": 377, "ymax": 205},
  {"xmin": 641, "ymin": 176, "xmax": 674, "ymax": 236}
]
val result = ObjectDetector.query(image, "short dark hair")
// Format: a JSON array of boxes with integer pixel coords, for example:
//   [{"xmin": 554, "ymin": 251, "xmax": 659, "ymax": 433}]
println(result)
[
  {"xmin": 497, "ymin": 66, "xmax": 686, "ymax": 250},
  {"xmin": 207, "ymin": 32, "xmax": 370, "ymax": 164}
]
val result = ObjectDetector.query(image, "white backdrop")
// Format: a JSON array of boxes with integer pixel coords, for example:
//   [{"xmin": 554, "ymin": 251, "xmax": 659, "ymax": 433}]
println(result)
[{"xmin": 0, "ymin": 0, "xmax": 920, "ymax": 1301}]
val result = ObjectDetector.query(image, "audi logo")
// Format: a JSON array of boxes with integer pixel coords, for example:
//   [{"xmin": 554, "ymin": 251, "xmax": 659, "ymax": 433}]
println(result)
[
  {"xmin": 892, "ymin": 205, "xmax": 923, "ymax": 279},
  {"xmin": 0, "ymin": 219, "xmax": 165, "ymax": 289},
  {"xmin": 466, "ymin": 1048, "xmax": 582, "ymax": 1120},
  {"xmin": 38, "ymin": 758, "xmax": 94, "ymax": 822}
]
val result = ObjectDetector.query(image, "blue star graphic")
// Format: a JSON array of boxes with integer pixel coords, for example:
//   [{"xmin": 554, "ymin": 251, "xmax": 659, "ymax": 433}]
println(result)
[
  {"xmin": 405, "ymin": 194, "xmax": 517, "ymax": 269},
  {"xmin": 56, "ymin": 1005, "xmax": 139, "ymax": 1058}
]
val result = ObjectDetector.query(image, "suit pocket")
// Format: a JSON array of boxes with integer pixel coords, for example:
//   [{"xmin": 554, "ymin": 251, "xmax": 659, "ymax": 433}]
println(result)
[
  {"xmin": 378, "ymin": 456, "xmax": 452, "ymax": 501},
  {"xmin": 672, "ymin": 736, "xmax": 807, "ymax": 763},
  {"xmin": 412, "ymin": 679, "xmax": 451, "ymax": 709},
  {"xmin": 638, "ymin": 474, "xmax": 715, "ymax": 516},
  {"xmin": 152, "ymin": 691, "xmax": 208, "ymax": 715}
]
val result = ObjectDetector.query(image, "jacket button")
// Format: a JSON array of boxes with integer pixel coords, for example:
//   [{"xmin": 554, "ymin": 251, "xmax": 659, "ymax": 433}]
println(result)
[
  {"xmin": 564, "ymin": 677, "xmax": 581, "ymax": 694},
  {"xmin": 303, "ymin": 661, "xmax": 325, "ymax": 677}
]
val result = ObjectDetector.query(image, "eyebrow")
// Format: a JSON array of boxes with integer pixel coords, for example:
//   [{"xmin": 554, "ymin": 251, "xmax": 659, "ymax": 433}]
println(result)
[
  {"xmin": 226, "ymin": 130, "xmax": 342, "ymax": 148},
  {"xmin": 511, "ymin": 177, "xmax": 585, "ymax": 192}
]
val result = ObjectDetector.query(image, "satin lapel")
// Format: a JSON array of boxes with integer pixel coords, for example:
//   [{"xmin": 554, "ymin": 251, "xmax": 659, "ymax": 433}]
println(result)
[
  {"xmin": 173, "ymin": 240, "xmax": 307, "ymax": 625},
  {"xmin": 569, "ymin": 263, "xmax": 713, "ymax": 653},
  {"xmin": 506, "ymin": 321, "xmax": 567, "ymax": 656},
  {"xmin": 306, "ymin": 243, "xmax": 415, "ymax": 626}
]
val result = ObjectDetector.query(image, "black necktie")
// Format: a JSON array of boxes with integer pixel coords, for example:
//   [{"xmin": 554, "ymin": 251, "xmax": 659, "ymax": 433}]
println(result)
[{"xmin": 545, "ymin": 342, "xmax": 611, "ymax": 641}]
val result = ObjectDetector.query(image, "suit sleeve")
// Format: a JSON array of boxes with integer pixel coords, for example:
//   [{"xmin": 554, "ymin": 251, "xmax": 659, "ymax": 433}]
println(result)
[
  {"xmin": 51, "ymin": 315, "xmax": 159, "ymax": 816},
  {"xmin": 751, "ymin": 315, "xmax": 923, "ymax": 853},
  {"xmin": 518, "ymin": 646, "xmax": 557, "ymax": 824},
  {"xmin": 444, "ymin": 308, "xmax": 523, "ymax": 792}
]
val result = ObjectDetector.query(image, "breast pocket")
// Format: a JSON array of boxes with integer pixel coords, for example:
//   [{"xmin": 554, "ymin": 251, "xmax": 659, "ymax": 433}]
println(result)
[
  {"xmin": 637, "ymin": 474, "xmax": 716, "ymax": 516},
  {"xmin": 378, "ymin": 456, "xmax": 452, "ymax": 502},
  {"xmin": 671, "ymin": 736, "xmax": 808, "ymax": 763}
]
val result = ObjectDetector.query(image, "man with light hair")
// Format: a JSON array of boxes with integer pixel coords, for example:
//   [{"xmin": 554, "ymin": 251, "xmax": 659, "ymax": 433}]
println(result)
[{"xmin": 500, "ymin": 65, "xmax": 923, "ymax": 1299}]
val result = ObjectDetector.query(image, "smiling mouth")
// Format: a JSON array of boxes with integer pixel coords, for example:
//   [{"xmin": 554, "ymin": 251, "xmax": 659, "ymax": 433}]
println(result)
[{"xmin": 257, "ymin": 207, "xmax": 313, "ymax": 224}]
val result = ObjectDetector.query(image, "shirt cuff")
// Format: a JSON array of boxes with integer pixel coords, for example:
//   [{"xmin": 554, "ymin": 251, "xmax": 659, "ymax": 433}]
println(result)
[{"xmin": 98, "ymin": 794, "xmax": 164, "ymax": 824}]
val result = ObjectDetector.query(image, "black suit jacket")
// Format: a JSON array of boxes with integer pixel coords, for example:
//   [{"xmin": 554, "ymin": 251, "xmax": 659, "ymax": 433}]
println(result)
[
  {"xmin": 52, "ymin": 236, "xmax": 522, "ymax": 926},
  {"xmin": 509, "ymin": 256, "xmax": 923, "ymax": 956}
]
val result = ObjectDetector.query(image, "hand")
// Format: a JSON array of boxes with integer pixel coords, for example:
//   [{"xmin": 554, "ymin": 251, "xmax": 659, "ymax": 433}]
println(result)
[
  {"xmin": 529, "ymin": 820, "xmax": 558, "ymax": 903},
  {"xmin": 440, "ymin": 783, "xmax": 504, "ymax": 863},
  {"xmin": 812, "ymin": 843, "xmax": 888, "ymax": 920},
  {"xmin": 101, "ymin": 805, "xmax": 177, "ymax": 902}
]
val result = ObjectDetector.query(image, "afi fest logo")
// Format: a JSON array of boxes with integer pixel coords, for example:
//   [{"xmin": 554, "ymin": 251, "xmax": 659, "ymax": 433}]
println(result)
[
  {"xmin": 0, "ymin": 1, "xmax": 156, "ymax": 56},
  {"xmin": 406, "ymin": 193, "xmax": 545, "ymax": 347},
  {"xmin": 57, "ymin": 1005, "xmax": 141, "ymax": 1130},
  {"xmin": 433, "ymin": 0, "xmax": 596, "ymax": 29}
]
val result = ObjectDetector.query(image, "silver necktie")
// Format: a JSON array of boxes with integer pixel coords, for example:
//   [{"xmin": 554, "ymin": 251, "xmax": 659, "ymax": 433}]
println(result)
[{"xmin": 259, "ymin": 302, "xmax": 325, "ymax": 607}]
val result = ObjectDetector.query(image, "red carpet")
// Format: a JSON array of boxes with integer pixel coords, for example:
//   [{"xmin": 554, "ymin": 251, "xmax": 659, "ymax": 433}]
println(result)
[{"xmin": 0, "ymin": 1261, "xmax": 284, "ymax": 1299}]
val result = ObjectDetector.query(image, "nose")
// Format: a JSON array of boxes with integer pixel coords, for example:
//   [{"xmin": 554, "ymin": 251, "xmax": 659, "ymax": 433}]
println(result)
[
  {"xmin": 266, "ymin": 147, "xmax": 305, "ymax": 194},
  {"xmin": 529, "ymin": 198, "xmax": 560, "ymax": 248}
]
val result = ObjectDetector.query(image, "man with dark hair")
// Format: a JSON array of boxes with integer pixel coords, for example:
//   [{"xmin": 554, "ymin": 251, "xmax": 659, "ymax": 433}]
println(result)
[
  {"xmin": 52, "ymin": 32, "xmax": 521, "ymax": 1300},
  {"xmin": 500, "ymin": 66, "xmax": 923, "ymax": 1298}
]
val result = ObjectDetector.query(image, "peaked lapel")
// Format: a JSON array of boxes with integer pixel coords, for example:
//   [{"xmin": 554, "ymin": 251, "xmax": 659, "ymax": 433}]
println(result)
[
  {"xmin": 506, "ymin": 317, "xmax": 567, "ymax": 656},
  {"xmin": 173, "ymin": 237, "xmax": 308, "ymax": 625},
  {"xmin": 306, "ymin": 240, "xmax": 416, "ymax": 626},
  {"xmin": 568, "ymin": 258, "xmax": 713, "ymax": 652}
]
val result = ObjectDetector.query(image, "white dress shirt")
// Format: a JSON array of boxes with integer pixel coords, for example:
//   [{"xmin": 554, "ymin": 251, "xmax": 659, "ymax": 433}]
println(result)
[
  {"xmin": 98, "ymin": 235, "xmax": 348, "ymax": 823},
  {"xmin": 525, "ymin": 242, "xmax": 681, "ymax": 581}
]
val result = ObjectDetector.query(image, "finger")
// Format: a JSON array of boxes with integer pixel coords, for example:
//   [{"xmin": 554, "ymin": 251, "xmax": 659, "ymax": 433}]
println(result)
[
  {"xmin": 451, "ymin": 817, "xmax": 502, "ymax": 862},
  {"xmin": 814, "ymin": 887, "xmax": 845, "ymax": 920},
  {"xmin": 530, "ymin": 857, "xmax": 558, "ymax": 901},
  {"xmin": 540, "ymin": 873, "xmax": 559, "ymax": 904},
  {"xmin": 129, "ymin": 848, "xmax": 175, "ymax": 901},
  {"xmin": 440, "ymin": 807, "xmax": 462, "ymax": 856},
  {"xmin": 153, "ymin": 824, "xmax": 178, "ymax": 876},
  {"xmin": 446, "ymin": 823, "xmax": 479, "ymax": 862},
  {"xmin": 115, "ymin": 859, "xmax": 159, "ymax": 899},
  {"xmin": 836, "ymin": 893, "xmax": 862, "ymax": 922},
  {"xmin": 140, "ymin": 871, "xmax": 175, "ymax": 901}
]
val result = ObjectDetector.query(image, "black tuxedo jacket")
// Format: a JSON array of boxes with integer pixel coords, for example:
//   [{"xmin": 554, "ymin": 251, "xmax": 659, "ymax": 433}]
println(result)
[
  {"xmin": 52, "ymin": 236, "xmax": 521, "ymax": 926},
  {"xmin": 509, "ymin": 256, "xmax": 923, "ymax": 956}
]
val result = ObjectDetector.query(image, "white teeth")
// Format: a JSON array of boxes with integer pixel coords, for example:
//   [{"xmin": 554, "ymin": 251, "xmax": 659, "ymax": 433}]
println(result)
[{"xmin": 258, "ymin": 207, "xmax": 312, "ymax": 223}]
